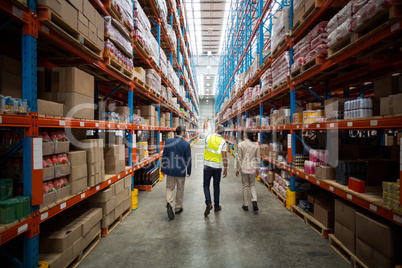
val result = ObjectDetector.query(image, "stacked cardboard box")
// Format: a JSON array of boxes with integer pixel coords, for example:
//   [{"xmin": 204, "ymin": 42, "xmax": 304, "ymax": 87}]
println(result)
[
  {"xmin": 133, "ymin": 67, "xmax": 146, "ymax": 82},
  {"xmin": 356, "ymin": 212, "xmax": 402, "ymax": 267},
  {"xmin": 38, "ymin": 67, "xmax": 95, "ymax": 119},
  {"xmin": 313, "ymin": 196, "xmax": 335, "ymax": 228},
  {"xmin": 334, "ymin": 199, "xmax": 358, "ymax": 254},
  {"xmin": 0, "ymin": 55, "xmax": 22, "ymax": 98},
  {"xmin": 85, "ymin": 175, "xmax": 131, "ymax": 229},
  {"xmin": 68, "ymin": 150, "xmax": 88, "ymax": 195},
  {"xmin": 140, "ymin": 105, "xmax": 156, "ymax": 126},
  {"xmin": 136, "ymin": 141, "xmax": 149, "ymax": 164},
  {"xmin": 39, "ymin": 207, "xmax": 102, "ymax": 268},
  {"xmin": 104, "ymin": 134, "xmax": 125, "ymax": 174},
  {"xmin": 164, "ymin": 112, "xmax": 171, "ymax": 127},
  {"xmin": 172, "ymin": 116, "xmax": 179, "ymax": 128}
]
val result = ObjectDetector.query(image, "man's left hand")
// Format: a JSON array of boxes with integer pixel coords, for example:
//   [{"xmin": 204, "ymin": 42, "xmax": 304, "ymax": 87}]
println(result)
[
  {"xmin": 223, "ymin": 169, "xmax": 227, "ymax": 178},
  {"xmin": 187, "ymin": 174, "xmax": 190, "ymax": 177}
]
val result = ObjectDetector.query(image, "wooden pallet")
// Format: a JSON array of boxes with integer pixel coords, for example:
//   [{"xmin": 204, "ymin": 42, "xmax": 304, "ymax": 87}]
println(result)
[
  {"xmin": 134, "ymin": 39, "xmax": 151, "ymax": 59},
  {"xmin": 37, "ymin": 7, "xmax": 102, "ymax": 60},
  {"xmin": 135, "ymin": 178, "xmax": 160, "ymax": 192},
  {"xmin": 328, "ymin": 4, "xmax": 401, "ymax": 59},
  {"xmin": 103, "ymin": 57, "xmax": 134, "ymax": 81},
  {"xmin": 271, "ymin": 37, "xmax": 288, "ymax": 59},
  {"xmin": 290, "ymin": 0, "xmax": 324, "ymax": 36},
  {"xmin": 272, "ymin": 80, "xmax": 287, "ymax": 91},
  {"xmin": 291, "ymin": 57, "xmax": 325, "ymax": 79},
  {"xmin": 101, "ymin": 207, "xmax": 131, "ymax": 237},
  {"xmin": 68, "ymin": 231, "xmax": 101, "ymax": 268},
  {"xmin": 291, "ymin": 205, "xmax": 333, "ymax": 238},
  {"xmin": 328, "ymin": 234, "xmax": 368, "ymax": 268},
  {"xmin": 271, "ymin": 187, "xmax": 286, "ymax": 206}
]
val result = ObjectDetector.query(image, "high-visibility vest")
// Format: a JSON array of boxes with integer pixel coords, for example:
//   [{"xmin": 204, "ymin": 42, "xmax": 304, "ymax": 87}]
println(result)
[{"xmin": 204, "ymin": 134, "xmax": 225, "ymax": 163}]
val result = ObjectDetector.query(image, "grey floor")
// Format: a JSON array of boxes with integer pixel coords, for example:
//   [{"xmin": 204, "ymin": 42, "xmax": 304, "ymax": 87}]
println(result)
[{"xmin": 79, "ymin": 140, "xmax": 348, "ymax": 268}]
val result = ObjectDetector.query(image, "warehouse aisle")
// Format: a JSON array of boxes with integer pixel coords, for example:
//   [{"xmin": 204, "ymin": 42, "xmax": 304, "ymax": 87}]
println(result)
[{"xmin": 80, "ymin": 140, "xmax": 347, "ymax": 268}]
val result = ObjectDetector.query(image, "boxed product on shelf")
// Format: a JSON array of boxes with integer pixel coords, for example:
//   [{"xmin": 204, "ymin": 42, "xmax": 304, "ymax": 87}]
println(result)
[
  {"xmin": 327, "ymin": 18, "xmax": 351, "ymax": 48},
  {"xmin": 39, "ymin": 207, "xmax": 102, "ymax": 267},
  {"xmin": 335, "ymin": 220, "xmax": 356, "ymax": 254},
  {"xmin": 382, "ymin": 180, "xmax": 400, "ymax": 210},
  {"xmin": 373, "ymin": 74, "xmax": 402, "ymax": 98},
  {"xmin": 355, "ymin": 212, "xmax": 402, "ymax": 267},
  {"xmin": 50, "ymin": 131, "xmax": 70, "ymax": 154},
  {"xmin": 271, "ymin": 51, "xmax": 290, "ymax": 89},
  {"xmin": 351, "ymin": 0, "xmax": 394, "ymax": 32},
  {"xmin": 271, "ymin": 7, "xmax": 290, "ymax": 52},
  {"xmin": 104, "ymin": 41, "xmax": 134, "ymax": 73},
  {"xmin": 324, "ymin": 98, "xmax": 350, "ymax": 120},
  {"xmin": 104, "ymin": 16, "xmax": 132, "ymax": 58},
  {"xmin": 0, "ymin": 178, "xmax": 13, "ymax": 201},
  {"xmin": 104, "ymin": 137, "xmax": 125, "ymax": 175},
  {"xmin": 293, "ymin": 0, "xmax": 316, "ymax": 24},
  {"xmin": 380, "ymin": 93, "xmax": 402, "ymax": 116},
  {"xmin": 313, "ymin": 197, "xmax": 335, "ymax": 228},
  {"xmin": 0, "ymin": 196, "xmax": 30, "ymax": 224},
  {"xmin": 133, "ymin": 67, "xmax": 146, "ymax": 81},
  {"xmin": 0, "ymin": 55, "xmax": 22, "ymax": 98},
  {"xmin": 37, "ymin": 99, "xmax": 63, "ymax": 117},
  {"xmin": 344, "ymin": 98, "xmax": 373, "ymax": 119},
  {"xmin": 315, "ymin": 166, "xmax": 335, "ymax": 180},
  {"xmin": 145, "ymin": 69, "xmax": 161, "ymax": 93}
]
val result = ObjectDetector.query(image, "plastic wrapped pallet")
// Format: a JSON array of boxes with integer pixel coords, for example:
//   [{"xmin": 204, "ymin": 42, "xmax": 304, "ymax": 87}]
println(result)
[
  {"xmin": 104, "ymin": 17, "xmax": 132, "ymax": 57},
  {"xmin": 271, "ymin": 51, "xmax": 290, "ymax": 88},
  {"xmin": 271, "ymin": 7, "xmax": 290, "ymax": 51}
]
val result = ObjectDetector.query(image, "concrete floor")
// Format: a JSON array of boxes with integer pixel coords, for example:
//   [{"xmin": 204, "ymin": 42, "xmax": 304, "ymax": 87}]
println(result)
[{"xmin": 80, "ymin": 140, "xmax": 348, "ymax": 268}]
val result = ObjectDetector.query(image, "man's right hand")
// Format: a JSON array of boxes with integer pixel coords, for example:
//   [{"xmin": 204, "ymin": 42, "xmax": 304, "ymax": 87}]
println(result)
[
  {"xmin": 236, "ymin": 171, "xmax": 239, "ymax": 177},
  {"xmin": 223, "ymin": 169, "xmax": 227, "ymax": 178}
]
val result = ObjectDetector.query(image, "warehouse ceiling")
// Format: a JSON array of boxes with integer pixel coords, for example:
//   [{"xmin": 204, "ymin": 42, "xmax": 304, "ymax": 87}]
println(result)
[{"xmin": 184, "ymin": 0, "xmax": 231, "ymax": 97}]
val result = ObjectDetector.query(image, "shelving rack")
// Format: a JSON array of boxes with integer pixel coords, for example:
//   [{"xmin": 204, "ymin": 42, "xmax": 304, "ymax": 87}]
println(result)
[
  {"xmin": 0, "ymin": 0, "xmax": 199, "ymax": 266},
  {"xmin": 214, "ymin": 0, "xmax": 402, "ymax": 227}
]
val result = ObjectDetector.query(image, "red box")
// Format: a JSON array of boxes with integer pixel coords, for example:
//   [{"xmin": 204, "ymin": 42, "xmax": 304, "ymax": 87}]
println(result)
[{"xmin": 348, "ymin": 177, "xmax": 365, "ymax": 193}]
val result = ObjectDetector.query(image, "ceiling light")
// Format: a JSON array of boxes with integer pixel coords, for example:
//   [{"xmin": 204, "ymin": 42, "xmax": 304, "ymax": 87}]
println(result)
[
  {"xmin": 206, "ymin": 76, "xmax": 210, "ymax": 79},
  {"xmin": 207, "ymin": 84, "xmax": 210, "ymax": 86},
  {"xmin": 208, "ymin": 51, "xmax": 212, "ymax": 56},
  {"xmin": 392, "ymin": 73, "xmax": 401, "ymax": 76},
  {"xmin": 207, "ymin": 66, "xmax": 211, "ymax": 69},
  {"xmin": 206, "ymin": 100, "xmax": 209, "ymax": 103},
  {"xmin": 364, "ymin": 82, "xmax": 372, "ymax": 85},
  {"xmin": 350, "ymin": 86, "xmax": 357, "ymax": 89}
]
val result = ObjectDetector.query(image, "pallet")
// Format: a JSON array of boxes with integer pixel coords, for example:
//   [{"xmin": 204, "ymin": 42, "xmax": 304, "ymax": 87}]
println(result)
[
  {"xmin": 134, "ymin": 39, "xmax": 151, "ymax": 59},
  {"xmin": 261, "ymin": 180, "xmax": 272, "ymax": 191},
  {"xmin": 291, "ymin": 205, "xmax": 333, "ymax": 238},
  {"xmin": 67, "ymin": 231, "xmax": 101, "ymax": 268},
  {"xmin": 328, "ymin": 4, "xmax": 401, "ymax": 59},
  {"xmin": 290, "ymin": 0, "xmax": 324, "ymax": 36},
  {"xmin": 37, "ymin": 7, "xmax": 102, "ymax": 60},
  {"xmin": 291, "ymin": 57, "xmax": 325, "ymax": 79},
  {"xmin": 271, "ymin": 37, "xmax": 288, "ymax": 59},
  {"xmin": 9, "ymin": 0, "xmax": 28, "ymax": 8},
  {"xmin": 103, "ymin": 57, "xmax": 134, "ymax": 81},
  {"xmin": 135, "ymin": 178, "xmax": 160, "ymax": 192},
  {"xmin": 328, "ymin": 234, "xmax": 368, "ymax": 268},
  {"xmin": 271, "ymin": 187, "xmax": 286, "ymax": 207},
  {"xmin": 101, "ymin": 207, "xmax": 131, "ymax": 237}
]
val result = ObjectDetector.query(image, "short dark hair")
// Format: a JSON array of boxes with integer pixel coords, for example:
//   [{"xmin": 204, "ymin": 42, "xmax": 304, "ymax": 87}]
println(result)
[
  {"xmin": 176, "ymin": 125, "xmax": 186, "ymax": 135},
  {"xmin": 216, "ymin": 125, "xmax": 225, "ymax": 135},
  {"xmin": 246, "ymin": 130, "xmax": 257, "ymax": 142}
]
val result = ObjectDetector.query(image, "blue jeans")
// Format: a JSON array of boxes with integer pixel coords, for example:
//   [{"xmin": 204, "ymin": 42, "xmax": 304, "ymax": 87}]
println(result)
[{"xmin": 203, "ymin": 166, "xmax": 222, "ymax": 209}]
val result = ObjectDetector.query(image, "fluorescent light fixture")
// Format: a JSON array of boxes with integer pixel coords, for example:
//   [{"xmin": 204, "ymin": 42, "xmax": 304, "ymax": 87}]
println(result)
[
  {"xmin": 364, "ymin": 82, "xmax": 372, "ymax": 85},
  {"xmin": 206, "ymin": 100, "xmax": 209, "ymax": 103},
  {"xmin": 206, "ymin": 76, "xmax": 210, "ymax": 79},
  {"xmin": 207, "ymin": 84, "xmax": 210, "ymax": 86},
  {"xmin": 392, "ymin": 73, "xmax": 401, "ymax": 76},
  {"xmin": 207, "ymin": 66, "xmax": 211, "ymax": 69},
  {"xmin": 350, "ymin": 86, "xmax": 357, "ymax": 89},
  {"xmin": 207, "ymin": 51, "xmax": 212, "ymax": 56}
]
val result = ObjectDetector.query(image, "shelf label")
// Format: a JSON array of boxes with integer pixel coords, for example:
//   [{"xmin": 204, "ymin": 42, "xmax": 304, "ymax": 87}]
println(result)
[
  {"xmin": 369, "ymin": 204, "xmax": 377, "ymax": 212},
  {"xmin": 316, "ymin": 124, "xmax": 320, "ymax": 128},
  {"xmin": 305, "ymin": 175, "xmax": 309, "ymax": 180},
  {"xmin": 96, "ymin": 123, "xmax": 99, "ymax": 127},
  {"xmin": 12, "ymin": 5, "xmax": 23, "ymax": 19},
  {"xmin": 347, "ymin": 194, "xmax": 353, "ymax": 200},
  {"xmin": 59, "ymin": 120, "xmax": 65, "ymax": 126},
  {"xmin": 316, "ymin": 180, "xmax": 320, "ymax": 185},
  {"xmin": 330, "ymin": 123, "xmax": 335, "ymax": 128},
  {"xmin": 0, "ymin": 116, "xmax": 2, "ymax": 124},
  {"xmin": 41, "ymin": 212, "xmax": 48, "ymax": 221},
  {"xmin": 370, "ymin": 120, "xmax": 378, "ymax": 126},
  {"xmin": 391, "ymin": 21, "xmax": 400, "ymax": 32},
  {"xmin": 393, "ymin": 214, "xmax": 402, "ymax": 224},
  {"xmin": 287, "ymin": 134, "xmax": 292, "ymax": 148},
  {"xmin": 347, "ymin": 122, "xmax": 353, "ymax": 127},
  {"xmin": 117, "ymin": 125, "xmax": 120, "ymax": 128},
  {"xmin": 329, "ymin": 186, "xmax": 334, "ymax": 192},
  {"xmin": 96, "ymin": 186, "xmax": 100, "ymax": 191},
  {"xmin": 60, "ymin": 202, "xmax": 66, "ymax": 210},
  {"xmin": 118, "ymin": 175, "xmax": 121, "ymax": 179},
  {"xmin": 80, "ymin": 122, "xmax": 85, "ymax": 127},
  {"xmin": 297, "ymin": 125, "xmax": 300, "ymax": 128},
  {"xmin": 18, "ymin": 224, "xmax": 28, "ymax": 234},
  {"xmin": 126, "ymin": 171, "xmax": 128, "ymax": 175},
  {"xmin": 33, "ymin": 138, "xmax": 43, "ymax": 170},
  {"xmin": 108, "ymin": 124, "xmax": 111, "ymax": 128},
  {"xmin": 133, "ymin": 134, "xmax": 137, "ymax": 148},
  {"xmin": 80, "ymin": 193, "xmax": 86, "ymax": 199},
  {"xmin": 108, "ymin": 180, "xmax": 111, "ymax": 184},
  {"xmin": 296, "ymin": 171, "xmax": 299, "ymax": 175}
]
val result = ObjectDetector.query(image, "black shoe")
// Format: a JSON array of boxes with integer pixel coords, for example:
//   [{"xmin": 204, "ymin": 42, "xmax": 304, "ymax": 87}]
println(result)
[
  {"xmin": 167, "ymin": 203, "xmax": 174, "ymax": 219},
  {"xmin": 252, "ymin": 201, "xmax": 259, "ymax": 212},
  {"xmin": 242, "ymin": 206, "xmax": 249, "ymax": 211},
  {"xmin": 204, "ymin": 204, "xmax": 213, "ymax": 217},
  {"xmin": 214, "ymin": 205, "xmax": 222, "ymax": 212},
  {"xmin": 175, "ymin": 208, "xmax": 183, "ymax": 214}
]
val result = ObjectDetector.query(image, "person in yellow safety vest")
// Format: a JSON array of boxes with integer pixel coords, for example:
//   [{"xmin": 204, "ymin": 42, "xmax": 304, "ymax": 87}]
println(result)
[{"xmin": 203, "ymin": 125, "xmax": 228, "ymax": 217}]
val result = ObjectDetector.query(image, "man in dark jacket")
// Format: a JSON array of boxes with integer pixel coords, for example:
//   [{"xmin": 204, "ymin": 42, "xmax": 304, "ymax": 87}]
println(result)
[{"xmin": 161, "ymin": 125, "xmax": 192, "ymax": 220}]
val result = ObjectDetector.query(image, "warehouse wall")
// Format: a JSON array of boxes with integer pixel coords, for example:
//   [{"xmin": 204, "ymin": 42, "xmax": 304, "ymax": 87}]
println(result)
[{"xmin": 199, "ymin": 97, "xmax": 215, "ymax": 134}]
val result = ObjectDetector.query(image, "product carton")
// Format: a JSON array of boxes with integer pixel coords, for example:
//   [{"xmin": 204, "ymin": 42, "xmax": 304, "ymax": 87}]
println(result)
[
  {"xmin": 69, "ymin": 164, "xmax": 87, "ymax": 181},
  {"xmin": 43, "ymin": 166, "xmax": 55, "ymax": 181},
  {"xmin": 315, "ymin": 166, "xmax": 335, "ymax": 180},
  {"xmin": 373, "ymin": 75, "xmax": 402, "ymax": 98},
  {"xmin": 37, "ymin": 0, "xmax": 62, "ymax": 15},
  {"xmin": 56, "ymin": 92, "xmax": 94, "ymax": 119},
  {"xmin": 77, "ymin": 208, "xmax": 102, "ymax": 236},
  {"xmin": 356, "ymin": 238, "xmax": 399, "ymax": 268},
  {"xmin": 82, "ymin": 222, "xmax": 100, "ymax": 248},
  {"xmin": 54, "ymin": 141, "xmax": 70, "ymax": 154},
  {"xmin": 114, "ymin": 179, "xmax": 125, "ymax": 196},
  {"xmin": 40, "ymin": 191, "xmax": 57, "ymax": 210},
  {"xmin": 313, "ymin": 201, "xmax": 334, "ymax": 228},
  {"xmin": 51, "ymin": 67, "xmax": 94, "ymax": 97},
  {"xmin": 43, "ymin": 141, "xmax": 54, "ymax": 156},
  {"xmin": 61, "ymin": 0, "xmax": 78, "ymax": 29},
  {"xmin": 134, "ymin": 67, "xmax": 146, "ymax": 81},
  {"xmin": 68, "ymin": 151, "xmax": 87, "ymax": 166},
  {"xmin": 40, "ymin": 222, "xmax": 81, "ymax": 253},
  {"xmin": 38, "ymin": 99, "xmax": 64, "ymax": 117},
  {"xmin": 56, "ymin": 185, "xmax": 70, "ymax": 201},
  {"xmin": 334, "ymin": 199, "xmax": 358, "ymax": 232},
  {"xmin": 335, "ymin": 220, "xmax": 356, "ymax": 254},
  {"xmin": 55, "ymin": 163, "xmax": 71, "ymax": 178},
  {"xmin": 70, "ymin": 176, "xmax": 87, "ymax": 194}
]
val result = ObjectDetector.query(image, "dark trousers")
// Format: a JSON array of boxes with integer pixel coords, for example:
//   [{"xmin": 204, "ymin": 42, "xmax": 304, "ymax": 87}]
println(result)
[{"xmin": 203, "ymin": 165, "xmax": 222, "ymax": 209}]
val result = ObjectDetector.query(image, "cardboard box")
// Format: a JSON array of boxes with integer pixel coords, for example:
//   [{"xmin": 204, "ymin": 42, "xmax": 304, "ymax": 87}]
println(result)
[
  {"xmin": 124, "ymin": 175, "xmax": 131, "ymax": 189},
  {"xmin": 72, "ymin": 237, "xmax": 82, "ymax": 259},
  {"xmin": 78, "ymin": 19, "xmax": 89, "ymax": 38},
  {"xmin": 315, "ymin": 166, "xmax": 335, "ymax": 180},
  {"xmin": 68, "ymin": 151, "xmax": 87, "ymax": 166},
  {"xmin": 61, "ymin": 0, "xmax": 78, "ymax": 29},
  {"xmin": 39, "ymin": 253, "xmax": 63, "ymax": 268},
  {"xmin": 82, "ymin": 0, "xmax": 95, "ymax": 23},
  {"xmin": 335, "ymin": 199, "xmax": 357, "ymax": 232},
  {"xmin": 40, "ymin": 191, "xmax": 57, "ymax": 210},
  {"xmin": 356, "ymin": 212, "xmax": 400, "ymax": 257},
  {"xmin": 70, "ymin": 164, "xmax": 87, "ymax": 181},
  {"xmin": 94, "ymin": 11, "xmax": 104, "ymax": 31},
  {"xmin": 51, "ymin": 67, "xmax": 94, "ymax": 97},
  {"xmin": 104, "ymin": 156, "xmax": 125, "ymax": 174},
  {"xmin": 101, "ymin": 209, "xmax": 115, "ymax": 229},
  {"xmin": 134, "ymin": 67, "xmax": 146, "ymax": 81},
  {"xmin": 40, "ymin": 223, "xmax": 81, "ymax": 253},
  {"xmin": 43, "ymin": 141, "xmax": 54, "ymax": 156},
  {"xmin": 140, "ymin": 105, "xmax": 156, "ymax": 117},
  {"xmin": 104, "ymin": 144, "xmax": 121, "ymax": 156},
  {"xmin": 78, "ymin": 208, "xmax": 102, "ymax": 236},
  {"xmin": 335, "ymin": 220, "xmax": 356, "ymax": 254},
  {"xmin": 87, "ymin": 149, "xmax": 98, "ymax": 164},
  {"xmin": 67, "ymin": 0, "xmax": 82, "ymax": 11},
  {"xmin": 55, "ymin": 163, "xmax": 71, "ymax": 178},
  {"xmin": 56, "ymin": 185, "xmax": 70, "ymax": 201},
  {"xmin": 0, "ymin": 55, "xmax": 21, "ymax": 75},
  {"xmin": 0, "ymin": 70, "xmax": 22, "ymax": 98},
  {"xmin": 90, "ymin": 186, "xmax": 113, "ymax": 203},
  {"xmin": 356, "ymin": 238, "xmax": 398, "ymax": 268},
  {"xmin": 374, "ymin": 75, "xmax": 402, "ymax": 98},
  {"xmin": 392, "ymin": 93, "xmax": 402, "ymax": 114},
  {"xmin": 82, "ymin": 222, "xmax": 100, "ymax": 250},
  {"xmin": 43, "ymin": 166, "xmax": 55, "ymax": 181},
  {"xmin": 37, "ymin": 0, "xmax": 62, "ymax": 15},
  {"xmin": 313, "ymin": 202, "xmax": 334, "ymax": 228},
  {"xmin": 324, "ymin": 98, "xmax": 349, "ymax": 119},
  {"xmin": 380, "ymin": 95, "xmax": 393, "ymax": 116},
  {"xmin": 70, "ymin": 176, "xmax": 87, "ymax": 194},
  {"xmin": 54, "ymin": 141, "xmax": 70, "ymax": 154},
  {"xmin": 57, "ymin": 92, "xmax": 94, "ymax": 119},
  {"xmin": 38, "ymin": 99, "xmax": 64, "ymax": 117},
  {"xmin": 114, "ymin": 178, "xmax": 125, "ymax": 196},
  {"xmin": 115, "ymin": 195, "xmax": 130, "ymax": 217}
]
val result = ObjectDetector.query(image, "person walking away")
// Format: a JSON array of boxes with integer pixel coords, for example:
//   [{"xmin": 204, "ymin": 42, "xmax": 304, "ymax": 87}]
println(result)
[
  {"xmin": 161, "ymin": 125, "xmax": 192, "ymax": 220},
  {"xmin": 203, "ymin": 125, "xmax": 228, "ymax": 217},
  {"xmin": 236, "ymin": 130, "xmax": 261, "ymax": 212}
]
